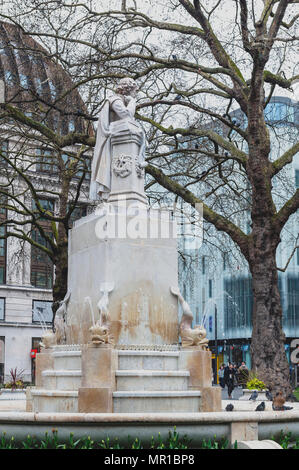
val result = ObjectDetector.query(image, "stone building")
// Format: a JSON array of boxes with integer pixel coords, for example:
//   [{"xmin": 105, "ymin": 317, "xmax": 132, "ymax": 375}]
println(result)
[{"xmin": 0, "ymin": 21, "xmax": 91, "ymax": 383}]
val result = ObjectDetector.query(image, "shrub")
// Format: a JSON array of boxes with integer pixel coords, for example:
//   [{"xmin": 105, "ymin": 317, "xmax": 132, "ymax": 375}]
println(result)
[
  {"xmin": 4, "ymin": 368, "xmax": 25, "ymax": 390},
  {"xmin": 246, "ymin": 370, "xmax": 267, "ymax": 390}
]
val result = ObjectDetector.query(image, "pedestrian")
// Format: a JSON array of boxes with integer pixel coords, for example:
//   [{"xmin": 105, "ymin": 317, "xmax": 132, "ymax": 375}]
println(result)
[
  {"xmin": 225, "ymin": 363, "xmax": 236, "ymax": 399},
  {"xmin": 218, "ymin": 364, "xmax": 225, "ymax": 389},
  {"xmin": 238, "ymin": 361, "xmax": 249, "ymax": 389}
]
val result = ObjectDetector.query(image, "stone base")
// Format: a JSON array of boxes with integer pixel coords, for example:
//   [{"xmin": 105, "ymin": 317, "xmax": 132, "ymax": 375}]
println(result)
[
  {"xmin": 178, "ymin": 349, "xmax": 212, "ymax": 389},
  {"xmin": 35, "ymin": 351, "xmax": 54, "ymax": 387},
  {"xmin": 81, "ymin": 345, "xmax": 117, "ymax": 389},
  {"xmin": 78, "ymin": 387, "xmax": 112, "ymax": 413},
  {"xmin": 201, "ymin": 386, "xmax": 222, "ymax": 412},
  {"xmin": 30, "ymin": 346, "xmax": 218, "ymax": 414},
  {"xmin": 66, "ymin": 207, "xmax": 179, "ymax": 346},
  {"xmin": 230, "ymin": 421, "xmax": 258, "ymax": 446}
]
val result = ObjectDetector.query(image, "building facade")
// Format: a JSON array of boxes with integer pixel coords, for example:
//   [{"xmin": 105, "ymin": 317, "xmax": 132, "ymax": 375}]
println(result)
[
  {"xmin": 179, "ymin": 96, "xmax": 299, "ymax": 382},
  {"xmin": 0, "ymin": 21, "xmax": 90, "ymax": 383}
]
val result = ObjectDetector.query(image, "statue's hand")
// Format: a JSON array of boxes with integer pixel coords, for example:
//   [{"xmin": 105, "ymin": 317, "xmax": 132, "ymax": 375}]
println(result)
[{"xmin": 124, "ymin": 95, "xmax": 135, "ymax": 106}]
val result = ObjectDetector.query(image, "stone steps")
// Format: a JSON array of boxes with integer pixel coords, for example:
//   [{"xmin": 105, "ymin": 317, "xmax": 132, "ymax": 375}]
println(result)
[
  {"xmin": 42, "ymin": 370, "xmax": 82, "ymax": 391},
  {"xmin": 114, "ymin": 351, "xmax": 200, "ymax": 412},
  {"xmin": 31, "ymin": 348, "xmax": 211, "ymax": 413},
  {"xmin": 52, "ymin": 351, "xmax": 82, "ymax": 370},
  {"xmin": 118, "ymin": 350, "xmax": 179, "ymax": 371},
  {"xmin": 115, "ymin": 369, "xmax": 189, "ymax": 391},
  {"xmin": 113, "ymin": 390, "xmax": 202, "ymax": 413},
  {"xmin": 30, "ymin": 389, "xmax": 78, "ymax": 413}
]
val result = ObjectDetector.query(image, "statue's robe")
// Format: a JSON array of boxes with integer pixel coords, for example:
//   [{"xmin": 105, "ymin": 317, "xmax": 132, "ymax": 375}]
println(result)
[{"xmin": 89, "ymin": 95, "xmax": 137, "ymax": 200}]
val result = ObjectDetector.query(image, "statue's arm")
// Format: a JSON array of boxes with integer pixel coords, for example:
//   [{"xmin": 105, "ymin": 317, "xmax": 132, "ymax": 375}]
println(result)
[{"xmin": 111, "ymin": 97, "xmax": 136, "ymax": 120}]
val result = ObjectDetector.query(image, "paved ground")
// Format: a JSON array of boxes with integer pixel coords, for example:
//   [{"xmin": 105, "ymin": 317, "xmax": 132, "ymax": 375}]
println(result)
[{"xmin": 220, "ymin": 385, "xmax": 244, "ymax": 401}]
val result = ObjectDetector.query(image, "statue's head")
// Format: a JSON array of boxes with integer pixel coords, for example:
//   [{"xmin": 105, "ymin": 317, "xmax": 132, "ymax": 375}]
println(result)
[{"xmin": 115, "ymin": 77, "xmax": 138, "ymax": 97}]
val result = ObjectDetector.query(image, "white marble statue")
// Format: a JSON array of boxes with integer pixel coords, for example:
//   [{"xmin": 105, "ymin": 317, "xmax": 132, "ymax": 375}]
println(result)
[
  {"xmin": 39, "ymin": 292, "xmax": 71, "ymax": 349},
  {"xmin": 89, "ymin": 77, "xmax": 146, "ymax": 201},
  {"xmin": 170, "ymin": 287, "xmax": 209, "ymax": 349},
  {"xmin": 89, "ymin": 283, "xmax": 115, "ymax": 345}
]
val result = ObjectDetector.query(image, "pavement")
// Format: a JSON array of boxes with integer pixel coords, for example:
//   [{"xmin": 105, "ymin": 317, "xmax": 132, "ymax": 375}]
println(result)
[{"xmin": 220, "ymin": 385, "xmax": 299, "ymax": 412}]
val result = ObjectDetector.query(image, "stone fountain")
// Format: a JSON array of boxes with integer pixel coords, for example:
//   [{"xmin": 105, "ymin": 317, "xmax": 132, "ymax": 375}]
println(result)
[{"xmin": 27, "ymin": 78, "xmax": 221, "ymax": 414}]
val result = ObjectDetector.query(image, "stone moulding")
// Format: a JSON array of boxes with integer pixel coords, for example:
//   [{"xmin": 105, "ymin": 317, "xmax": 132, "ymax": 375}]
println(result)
[{"xmin": 116, "ymin": 344, "xmax": 180, "ymax": 351}]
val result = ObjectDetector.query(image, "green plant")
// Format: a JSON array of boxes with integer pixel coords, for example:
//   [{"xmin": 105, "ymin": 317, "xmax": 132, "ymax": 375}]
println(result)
[
  {"xmin": 99, "ymin": 436, "xmax": 123, "ymax": 449},
  {"xmin": 0, "ymin": 432, "xmax": 17, "ymax": 449},
  {"xmin": 272, "ymin": 431, "xmax": 299, "ymax": 449},
  {"xmin": 200, "ymin": 435, "xmax": 230, "ymax": 449},
  {"xmin": 246, "ymin": 371, "xmax": 267, "ymax": 390},
  {"xmin": 4, "ymin": 368, "xmax": 25, "ymax": 390}
]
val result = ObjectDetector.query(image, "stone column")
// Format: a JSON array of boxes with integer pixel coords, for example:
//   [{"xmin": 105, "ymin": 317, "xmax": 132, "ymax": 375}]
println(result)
[
  {"xmin": 35, "ymin": 350, "xmax": 54, "ymax": 387},
  {"xmin": 178, "ymin": 349, "xmax": 222, "ymax": 412},
  {"xmin": 78, "ymin": 345, "xmax": 118, "ymax": 413}
]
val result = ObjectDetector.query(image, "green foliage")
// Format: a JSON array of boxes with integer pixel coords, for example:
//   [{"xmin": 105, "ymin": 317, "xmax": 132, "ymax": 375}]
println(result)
[
  {"xmin": 272, "ymin": 431, "xmax": 299, "ymax": 449},
  {"xmin": 200, "ymin": 436, "xmax": 229, "ymax": 449},
  {"xmin": 246, "ymin": 371, "xmax": 267, "ymax": 390},
  {"xmin": 4, "ymin": 368, "xmax": 25, "ymax": 390},
  {"xmin": 2, "ymin": 429, "xmax": 298, "ymax": 449}
]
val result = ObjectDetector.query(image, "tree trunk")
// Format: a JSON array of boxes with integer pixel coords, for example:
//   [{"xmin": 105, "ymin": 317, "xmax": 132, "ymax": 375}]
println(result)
[{"xmin": 249, "ymin": 243, "xmax": 291, "ymax": 396}]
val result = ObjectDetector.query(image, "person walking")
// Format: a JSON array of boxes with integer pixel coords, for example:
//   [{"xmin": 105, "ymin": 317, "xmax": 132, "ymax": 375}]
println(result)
[
  {"xmin": 218, "ymin": 364, "xmax": 225, "ymax": 389},
  {"xmin": 225, "ymin": 363, "xmax": 236, "ymax": 399}
]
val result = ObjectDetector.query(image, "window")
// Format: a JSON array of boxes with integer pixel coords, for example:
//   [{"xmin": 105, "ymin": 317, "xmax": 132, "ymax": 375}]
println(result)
[
  {"xmin": 62, "ymin": 153, "xmax": 91, "ymax": 181},
  {"xmin": 265, "ymin": 101, "xmax": 295, "ymax": 124},
  {"xmin": 68, "ymin": 119, "xmax": 75, "ymax": 132},
  {"xmin": 19, "ymin": 74, "xmax": 29, "ymax": 89},
  {"xmin": 30, "ymin": 230, "xmax": 53, "ymax": 289},
  {"xmin": 284, "ymin": 275, "xmax": 299, "ymax": 329},
  {"xmin": 31, "ymin": 199, "xmax": 54, "ymax": 289},
  {"xmin": 4, "ymin": 71, "xmax": 16, "ymax": 86},
  {"xmin": 223, "ymin": 252, "xmax": 228, "ymax": 271},
  {"xmin": 0, "ymin": 337, "xmax": 4, "ymax": 383},
  {"xmin": 202, "ymin": 256, "xmax": 205, "ymax": 275},
  {"xmin": 32, "ymin": 300, "xmax": 53, "ymax": 324},
  {"xmin": 0, "ymin": 204, "xmax": 6, "ymax": 285},
  {"xmin": 35, "ymin": 77, "xmax": 43, "ymax": 95},
  {"xmin": 208, "ymin": 279, "xmax": 213, "ymax": 298},
  {"xmin": 36, "ymin": 148, "xmax": 57, "ymax": 174},
  {"xmin": 48, "ymin": 81, "xmax": 56, "ymax": 100},
  {"xmin": 224, "ymin": 276, "xmax": 253, "ymax": 332},
  {"xmin": 68, "ymin": 204, "xmax": 87, "ymax": 228},
  {"xmin": 0, "ymin": 298, "xmax": 5, "ymax": 321},
  {"xmin": 0, "ymin": 140, "xmax": 8, "ymax": 168}
]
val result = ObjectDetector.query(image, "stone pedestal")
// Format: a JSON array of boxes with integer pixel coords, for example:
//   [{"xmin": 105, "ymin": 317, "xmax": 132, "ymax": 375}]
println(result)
[
  {"xmin": 35, "ymin": 351, "xmax": 54, "ymax": 388},
  {"xmin": 201, "ymin": 386, "xmax": 222, "ymax": 412},
  {"xmin": 178, "ymin": 349, "xmax": 213, "ymax": 389},
  {"xmin": 78, "ymin": 345, "xmax": 117, "ymax": 413},
  {"xmin": 66, "ymin": 206, "xmax": 179, "ymax": 346},
  {"xmin": 108, "ymin": 123, "xmax": 147, "ymax": 205}
]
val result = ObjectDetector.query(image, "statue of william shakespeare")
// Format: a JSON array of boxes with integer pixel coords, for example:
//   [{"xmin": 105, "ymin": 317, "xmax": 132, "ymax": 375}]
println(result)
[{"xmin": 89, "ymin": 77, "xmax": 146, "ymax": 201}]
